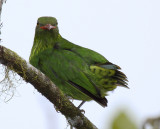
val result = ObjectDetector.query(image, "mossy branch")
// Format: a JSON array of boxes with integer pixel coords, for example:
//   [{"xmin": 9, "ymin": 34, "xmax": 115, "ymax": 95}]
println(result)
[{"xmin": 0, "ymin": 45, "xmax": 98, "ymax": 129}]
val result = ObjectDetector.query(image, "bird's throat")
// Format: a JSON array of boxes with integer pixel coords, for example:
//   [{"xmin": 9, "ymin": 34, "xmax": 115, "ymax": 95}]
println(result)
[{"xmin": 32, "ymin": 33, "xmax": 62, "ymax": 56}]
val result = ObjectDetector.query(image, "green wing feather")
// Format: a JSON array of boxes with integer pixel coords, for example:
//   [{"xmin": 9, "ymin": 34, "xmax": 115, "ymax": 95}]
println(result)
[{"xmin": 57, "ymin": 38, "xmax": 128, "ymax": 90}]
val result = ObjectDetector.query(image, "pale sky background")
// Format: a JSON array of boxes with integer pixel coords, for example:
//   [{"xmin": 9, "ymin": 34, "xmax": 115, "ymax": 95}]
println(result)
[{"xmin": 1, "ymin": 0, "xmax": 160, "ymax": 129}]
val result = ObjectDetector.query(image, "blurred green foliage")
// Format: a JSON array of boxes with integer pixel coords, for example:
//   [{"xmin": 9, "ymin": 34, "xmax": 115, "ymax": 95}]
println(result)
[{"xmin": 110, "ymin": 111, "xmax": 138, "ymax": 129}]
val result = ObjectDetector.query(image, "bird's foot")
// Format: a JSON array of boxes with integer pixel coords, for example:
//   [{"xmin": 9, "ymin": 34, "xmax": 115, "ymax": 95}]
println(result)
[
  {"xmin": 80, "ymin": 109, "xmax": 85, "ymax": 114},
  {"xmin": 77, "ymin": 101, "xmax": 86, "ymax": 109}
]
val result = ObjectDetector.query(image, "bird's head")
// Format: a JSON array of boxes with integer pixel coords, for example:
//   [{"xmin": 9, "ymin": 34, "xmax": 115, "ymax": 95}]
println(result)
[{"xmin": 35, "ymin": 17, "xmax": 59, "ymax": 39}]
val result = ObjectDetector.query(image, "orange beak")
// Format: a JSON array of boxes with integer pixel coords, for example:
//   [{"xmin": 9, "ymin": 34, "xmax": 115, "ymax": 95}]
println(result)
[{"xmin": 40, "ymin": 24, "xmax": 56, "ymax": 30}]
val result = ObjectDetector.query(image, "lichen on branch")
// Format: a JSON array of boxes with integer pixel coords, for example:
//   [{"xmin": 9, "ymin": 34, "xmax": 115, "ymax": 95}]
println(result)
[{"xmin": 0, "ymin": 65, "xmax": 22, "ymax": 102}]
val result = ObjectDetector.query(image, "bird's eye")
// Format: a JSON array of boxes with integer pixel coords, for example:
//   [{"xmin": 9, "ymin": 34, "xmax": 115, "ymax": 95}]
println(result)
[
  {"xmin": 53, "ymin": 23, "xmax": 58, "ymax": 26},
  {"xmin": 37, "ymin": 22, "xmax": 39, "ymax": 26}
]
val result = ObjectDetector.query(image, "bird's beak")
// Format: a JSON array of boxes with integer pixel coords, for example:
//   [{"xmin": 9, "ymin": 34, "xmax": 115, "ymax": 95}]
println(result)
[{"xmin": 40, "ymin": 24, "xmax": 56, "ymax": 30}]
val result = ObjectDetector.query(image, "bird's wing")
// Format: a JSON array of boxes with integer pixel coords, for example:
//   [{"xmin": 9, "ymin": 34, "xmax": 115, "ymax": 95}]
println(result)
[
  {"xmin": 57, "ymin": 39, "xmax": 128, "ymax": 89},
  {"xmin": 37, "ymin": 48, "xmax": 108, "ymax": 107},
  {"xmin": 71, "ymin": 46, "xmax": 128, "ymax": 89}
]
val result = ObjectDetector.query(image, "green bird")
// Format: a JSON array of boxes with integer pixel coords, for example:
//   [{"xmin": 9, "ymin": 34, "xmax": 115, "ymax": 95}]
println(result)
[{"xmin": 29, "ymin": 17, "xmax": 128, "ymax": 108}]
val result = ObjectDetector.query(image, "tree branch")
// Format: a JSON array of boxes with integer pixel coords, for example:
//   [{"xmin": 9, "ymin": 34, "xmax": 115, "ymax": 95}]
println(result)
[
  {"xmin": 142, "ymin": 116, "xmax": 160, "ymax": 129},
  {"xmin": 0, "ymin": 45, "xmax": 98, "ymax": 129},
  {"xmin": 0, "ymin": 0, "xmax": 4, "ymax": 17},
  {"xmin": 0, "ymin": 0, "xmax": 5, "ymax": 35}
]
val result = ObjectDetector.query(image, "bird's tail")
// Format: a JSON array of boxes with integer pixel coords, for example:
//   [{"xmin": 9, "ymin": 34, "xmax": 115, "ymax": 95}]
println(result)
[{"xmin": 90, "ymin": 62, "xmax": 128, "ymax": 92}]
